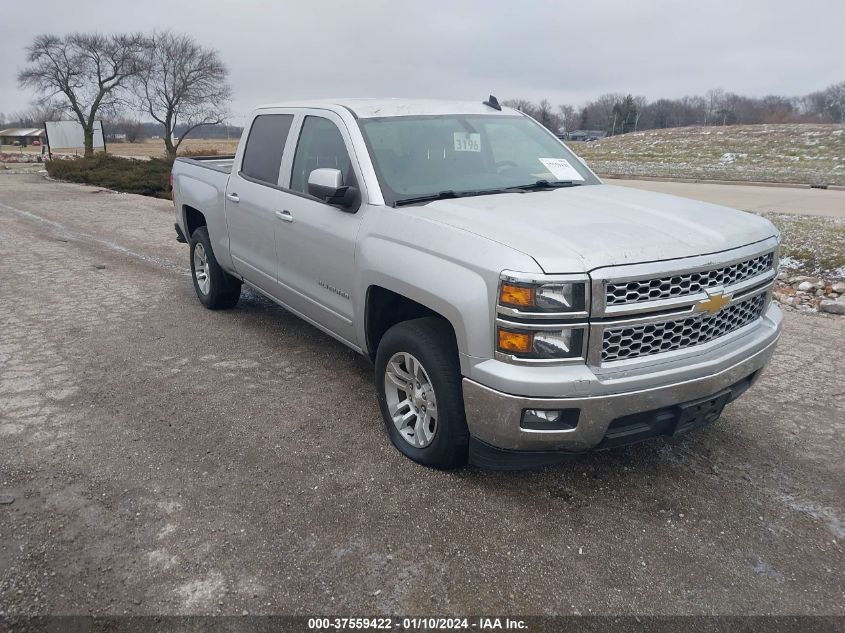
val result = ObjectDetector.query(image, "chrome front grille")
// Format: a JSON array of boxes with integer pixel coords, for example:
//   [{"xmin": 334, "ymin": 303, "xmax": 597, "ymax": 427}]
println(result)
[
  {"xmin": 606, "ymin": 251, "xmax": 774, "ymax": 306},
  {"xmin": 601, "ymin": 291, "xmax": 767, "ymax": 362}
]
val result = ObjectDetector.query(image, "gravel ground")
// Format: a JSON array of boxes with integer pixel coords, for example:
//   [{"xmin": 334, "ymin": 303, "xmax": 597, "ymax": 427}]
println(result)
[{"xmin": 0, "ymin": 174, "xmax": 843, "ymax": 617}]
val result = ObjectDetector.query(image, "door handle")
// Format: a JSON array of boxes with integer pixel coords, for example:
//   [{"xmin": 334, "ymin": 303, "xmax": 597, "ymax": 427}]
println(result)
[
  {"xmin": 226, "ymin": 193, "xmax": 240, "ymax": 203},
  {"xmin": 275, "ymin": 209, "xmax": 294, "ymax": 223}
]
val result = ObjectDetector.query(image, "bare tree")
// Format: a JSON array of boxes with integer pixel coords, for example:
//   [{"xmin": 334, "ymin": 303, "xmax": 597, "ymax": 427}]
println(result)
[
  {"xmin": 823, "ymin": 81, "xmax": 845, "ymax": 124},
  {"xmin": 535, "ymin": 99, "xmax": 560, "ymax": 131},
  {"xmin": 115, "ymin": 118, "xmax": 145, "ymax": 143},
  {"xmin": 2, "ymin": 105, "xmax": 64, "ymax": 132},
  {"xmin": 557, "ymin": 104, "xmax": 575, "ymax": 135},
  {"xmin": 18, "ymin": 33, "xmax": 144, "ymax": 157},
  {"xmin": 578, "ymin": 93, "xmax": 624, "ymax": 133},
  {"xmin": 760, "ymin": 95, "xmax": 795, "ymax": 123},
  {"xmin": 501, "ymin": 99, "xmax": 537, "ymax": 117},
  {"xmin": 136, "ymin": 31, "xmax": 231, "ymax": 157},
  {"xmin": 501, "ymin": 99, "xmax": 563, "ymax": 133},
  {"xmin": 704, "ymin": 89, "xmax": 725, "ymax": 126},
  {"xmin": 800, "ymin": 90, "xmax": 832, "ymax": 122}
]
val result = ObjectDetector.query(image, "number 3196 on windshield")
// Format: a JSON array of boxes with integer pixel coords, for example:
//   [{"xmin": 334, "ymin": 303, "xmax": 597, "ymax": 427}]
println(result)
[{"xmin": 453, "ymin": 132, "xmax": 481, "ymax": 152}]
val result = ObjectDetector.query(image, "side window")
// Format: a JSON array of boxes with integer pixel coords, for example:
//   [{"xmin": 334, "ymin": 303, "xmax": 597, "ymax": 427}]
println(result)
[
  {"xmin": 241, "ymin": 114, "xmax": 294, "ymax": 185},
  {"xmin": 290, "ymin": 116, "xmax": 357, "ymax": 194}
]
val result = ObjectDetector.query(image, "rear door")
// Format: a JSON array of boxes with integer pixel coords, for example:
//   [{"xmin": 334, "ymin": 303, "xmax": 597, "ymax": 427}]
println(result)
[{"xmin": 225, "ymin": 111, "xmax": 295, "ymax": 294}]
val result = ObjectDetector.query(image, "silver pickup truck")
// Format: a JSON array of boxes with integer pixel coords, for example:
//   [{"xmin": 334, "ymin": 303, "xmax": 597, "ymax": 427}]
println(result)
[{"xmin": 171, "ymin": 97, "xmax": 782, "ymax": 470}]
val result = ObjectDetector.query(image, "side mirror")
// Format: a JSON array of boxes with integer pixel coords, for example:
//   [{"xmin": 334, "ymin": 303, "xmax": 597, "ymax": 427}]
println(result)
[{"xmin": 307, "ymin": 168, "xmax": 359, "ymax": 210}]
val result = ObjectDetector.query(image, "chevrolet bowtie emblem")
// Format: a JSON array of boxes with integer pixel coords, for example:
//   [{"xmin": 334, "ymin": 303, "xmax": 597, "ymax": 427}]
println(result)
[{"xmin": 695, "ymin": 290, "xmax": 732, "ymax": 316}]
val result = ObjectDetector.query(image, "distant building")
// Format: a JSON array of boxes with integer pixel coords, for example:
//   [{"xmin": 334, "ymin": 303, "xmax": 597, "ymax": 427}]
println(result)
[
  {"xmin": 0, "ymin": 128, "xmax": 46, "ymax": 147},
  {"xmin": 566, "ymin": 130, "xmax": 608, "ymax": 142}
]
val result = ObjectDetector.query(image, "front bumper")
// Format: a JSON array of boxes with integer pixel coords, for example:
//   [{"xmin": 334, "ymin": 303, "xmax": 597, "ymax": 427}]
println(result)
[{"xmin": 462, "ymin": 304, "xmax": 782, "ymax": 458}]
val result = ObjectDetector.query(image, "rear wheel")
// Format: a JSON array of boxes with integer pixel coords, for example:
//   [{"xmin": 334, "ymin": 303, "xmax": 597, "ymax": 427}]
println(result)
[
  {"xmin": 190, "ymin": 226, "xmax": 241, "ymax": 309},
  {"xmin": 375, "ymin": 318, "xmax": 468, "ymax": 469}
]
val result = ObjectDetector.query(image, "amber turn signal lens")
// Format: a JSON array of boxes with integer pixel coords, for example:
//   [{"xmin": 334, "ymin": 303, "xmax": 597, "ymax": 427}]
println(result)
[
  {"xmin": 499, "ymin": 283, "xmax": 536, "ymax": 308},
  {"xmin": 497, "ymin": 328, "xmax": 534, "ymax": 354}
]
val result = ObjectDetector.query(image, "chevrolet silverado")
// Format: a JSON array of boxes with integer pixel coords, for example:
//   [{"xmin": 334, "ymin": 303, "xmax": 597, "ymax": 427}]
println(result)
[{"xmin": 170, "ymin": 97, "xmax": 782, "ymax": 469}]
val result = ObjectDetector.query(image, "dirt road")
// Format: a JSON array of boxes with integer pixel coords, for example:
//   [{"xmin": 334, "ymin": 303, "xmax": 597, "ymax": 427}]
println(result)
[{"xmin": 0, "ymin": 173, "xmax": 842, "ymax": 617}]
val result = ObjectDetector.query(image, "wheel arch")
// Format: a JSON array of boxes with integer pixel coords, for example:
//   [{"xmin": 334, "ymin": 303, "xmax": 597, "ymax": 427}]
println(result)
[
  {"xmin": 364, "ymin": 286, "xmax": 458, "ymax": 363},
  {"xmin": 356, "ymin": 244, "xmax": 498, "ymax": 371},
  {"xmin": 183, "ymin": 204, "xmax": 207, "ymax": 238}
]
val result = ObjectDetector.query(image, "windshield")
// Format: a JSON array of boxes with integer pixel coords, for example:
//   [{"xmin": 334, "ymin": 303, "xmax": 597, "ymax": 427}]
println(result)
[{"xmin": 357, "ymin": 114, "xmax": 599, "ymax": 206}]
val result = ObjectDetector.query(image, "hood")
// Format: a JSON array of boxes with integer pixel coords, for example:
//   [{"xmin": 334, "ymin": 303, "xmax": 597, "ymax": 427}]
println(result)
[{"xmin": 416, "ymin": 184, "xmax": 777, "ymax": 273}]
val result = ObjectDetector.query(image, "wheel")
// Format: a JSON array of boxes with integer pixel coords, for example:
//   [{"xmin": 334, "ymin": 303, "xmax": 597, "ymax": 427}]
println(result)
[
  {"xmin": 375, "ymin": 317, "xmax": 469, "ymax": 469},
  {"xmin": 189, "ymin": 226, "xmax": 241, "ymax": 309}
]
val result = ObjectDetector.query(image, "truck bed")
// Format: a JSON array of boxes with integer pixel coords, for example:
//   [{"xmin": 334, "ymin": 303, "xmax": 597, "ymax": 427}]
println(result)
[
  {"xmin": 172, "ymin": 155, "xmax": 236, "ymax": 267},
  {"xmin": 175, "ymin": 155, "xmax": 236, "ymax": 174}
]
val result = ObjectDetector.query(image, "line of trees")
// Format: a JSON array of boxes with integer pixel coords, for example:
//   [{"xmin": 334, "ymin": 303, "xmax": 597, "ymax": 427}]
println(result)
[
  {"xmin": 0, "ymin": 104, "xmax": 242, "ymax": 146},
  {"xmin": 505, "ymin": 81, "xmax": 845, "ymax": 137},
  {"xmin": 14, "ymin": 31, "xmax": 231, "ymax": 157},
  {"xmin": 8, "ymin": 34, "xmax": 844, "ymax": 151}
]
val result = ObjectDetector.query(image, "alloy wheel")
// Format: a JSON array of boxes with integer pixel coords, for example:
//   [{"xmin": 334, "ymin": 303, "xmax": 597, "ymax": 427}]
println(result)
[
  {"xmin": 383, "ymin": 352, "xmax": 438, "ymax": 448},
  {"xmin": 193, "ymin": 243, "xmax": 210, "ymax": 295}
]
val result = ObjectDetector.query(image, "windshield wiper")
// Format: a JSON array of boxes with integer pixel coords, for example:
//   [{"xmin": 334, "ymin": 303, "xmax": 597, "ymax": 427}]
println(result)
[
  {"xmin": 394, "ymin": 190, "xmax": 460, "ymax": 207},
  {"xmin": 394, "ymin": 188, "xmax": 510, "ymax": 207},
  {"xmin": 506, "ymin": 179, "xmax": 583, "ymax": 192},
  {"xmin": 393, "ymin": 180, "xmax": 582, "ymax": 207}
]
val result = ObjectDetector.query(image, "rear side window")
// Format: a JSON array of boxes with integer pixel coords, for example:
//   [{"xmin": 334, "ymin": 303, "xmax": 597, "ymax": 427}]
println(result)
[
  {"xmin": 241, "ymin": 114, "xmax": 294, "ymax": 185},
  {"xmin": 290, "ymin": 116, "xmax": 357, "ymax": 194}
]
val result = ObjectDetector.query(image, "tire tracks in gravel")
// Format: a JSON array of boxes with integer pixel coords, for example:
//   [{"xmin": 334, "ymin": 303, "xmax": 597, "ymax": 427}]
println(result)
[{"xmin": 0, "ymin": 200, "xmax": 189, "ymax": 277}]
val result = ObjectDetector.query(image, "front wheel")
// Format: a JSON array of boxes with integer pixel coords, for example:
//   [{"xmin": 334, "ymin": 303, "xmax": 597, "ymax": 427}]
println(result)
[
  {"xmin": 190, "ymin": 226, "xmax": 241, "ymax": 309},
  {"xmin": 375, "ymin": 318, "xmax": 469, "ymax": 469}
]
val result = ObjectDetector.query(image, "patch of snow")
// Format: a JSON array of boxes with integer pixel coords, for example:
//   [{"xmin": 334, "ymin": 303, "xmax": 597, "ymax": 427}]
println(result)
[{"xmin": 719, "ymin": 152, "xmax": 747, "ymax": 165}]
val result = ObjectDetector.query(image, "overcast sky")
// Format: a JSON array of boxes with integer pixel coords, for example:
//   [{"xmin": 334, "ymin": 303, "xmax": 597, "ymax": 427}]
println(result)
[{"xmin": 2, "ymin": 0, "xmax": 843, "ymax": 125}]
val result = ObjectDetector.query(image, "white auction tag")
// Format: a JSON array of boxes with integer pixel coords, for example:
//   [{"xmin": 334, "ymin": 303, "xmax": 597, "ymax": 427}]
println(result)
[
  {"xmin": 453, "ymin": 132, "xmax": 481, "ymax": 152},
  {"xmin": 537, "ymin": 157, "xmax": 585, "ymax": 181}
]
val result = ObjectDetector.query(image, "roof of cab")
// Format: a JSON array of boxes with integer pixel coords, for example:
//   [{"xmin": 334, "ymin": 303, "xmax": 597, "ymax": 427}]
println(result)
[{"xmin": 253, "ymin": 98, "xmax": 520, "ymax": 119}]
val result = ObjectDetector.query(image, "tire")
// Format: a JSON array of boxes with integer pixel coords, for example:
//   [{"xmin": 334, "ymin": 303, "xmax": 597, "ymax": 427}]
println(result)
[
  {"xmin": 189, "ymin": 226, "xmax": 241, "ymax": 309},
  {"xmin": 375, "ymin": 317, "xmax": 469, "ymax": 469}
]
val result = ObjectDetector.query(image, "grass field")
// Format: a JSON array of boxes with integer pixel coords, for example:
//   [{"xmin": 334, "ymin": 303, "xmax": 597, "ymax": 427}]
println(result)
[
  {"xmin": 111, "ymin": 138, "xmax": 239, "ymax": 157},
  {"xmin": 572, "ymin": 123, "xmax": 845, "ymax": 186},
  {"xmin": 1, "ymin": 138, "xmax": 239, "ymax": 159},
  {"xmin": 760, "ymin": 212, "xmax": 845, "ymax": 277}
]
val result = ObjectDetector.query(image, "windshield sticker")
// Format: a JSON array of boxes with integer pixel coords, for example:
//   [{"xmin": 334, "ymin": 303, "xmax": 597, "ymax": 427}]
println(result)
[
  {"xmin": 537, "ymin": 158, "xmax": 585, "ymax": 181},
  {"xmin": 453, "ymin": 132, "xmax": 481, "ymax": 152}
]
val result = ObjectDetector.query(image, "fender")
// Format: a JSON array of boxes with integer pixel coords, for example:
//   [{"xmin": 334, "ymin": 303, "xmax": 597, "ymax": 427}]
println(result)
[{"xmin": 354, "ymin": 210, "xmax": 542, "ymax": 371}]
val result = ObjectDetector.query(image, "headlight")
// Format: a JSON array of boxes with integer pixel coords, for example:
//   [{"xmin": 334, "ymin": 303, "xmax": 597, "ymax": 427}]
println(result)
[
  {"xmin": 499, "ymin": 281, "xmax": 587, "ymax": 313},
  {"xmin": 496, "ymin": 325, "xmax": 586, "ymax": 360},
  {"xmin": 496, "ymin": 273, "xmax": 590, "ymax": 363}
]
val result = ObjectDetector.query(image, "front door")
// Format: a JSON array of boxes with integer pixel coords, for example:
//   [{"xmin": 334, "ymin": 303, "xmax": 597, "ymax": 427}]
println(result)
[{"xmin": 273, "ymin": 113, "xmax": 364, "ymax": 346}]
